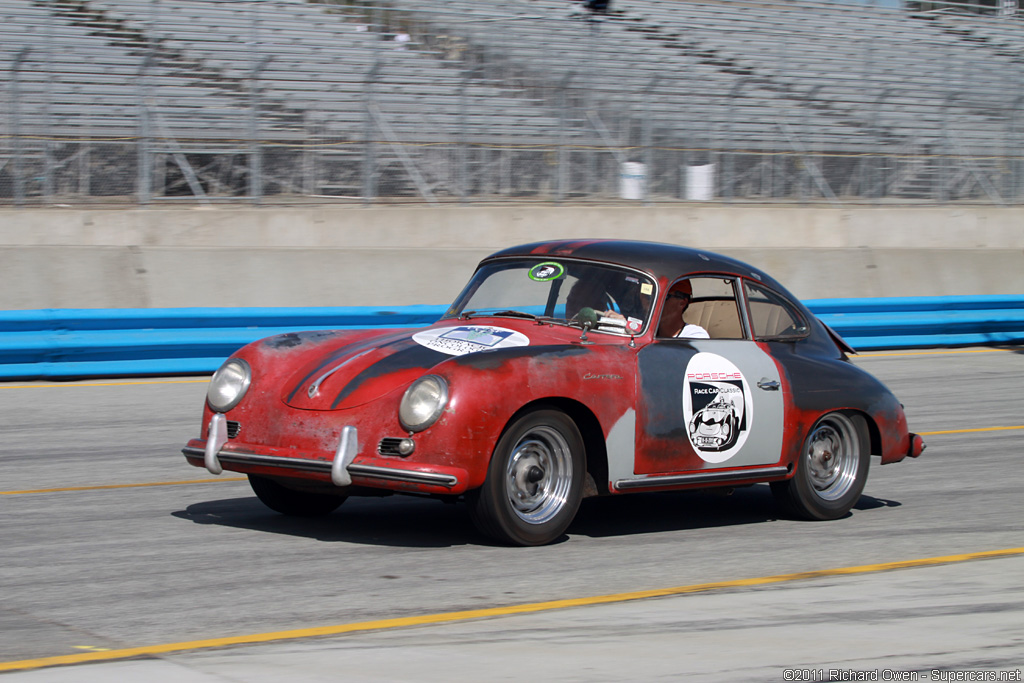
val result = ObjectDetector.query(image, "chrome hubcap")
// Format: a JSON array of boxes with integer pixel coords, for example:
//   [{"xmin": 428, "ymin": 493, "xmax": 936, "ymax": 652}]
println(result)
[
  {"xmin": 805, "ymin": 414, "xmax": 858, "ymax": 501},
  {"xmin": 505, "ymin": 426, "xmax": 573, "ymax": 524}
]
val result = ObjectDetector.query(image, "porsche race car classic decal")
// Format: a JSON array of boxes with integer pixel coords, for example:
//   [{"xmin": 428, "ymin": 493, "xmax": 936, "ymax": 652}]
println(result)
[
  {"xmin": 682, "ymin": 352, "xmax": 753, "ymax": 463},
  {"xmin": 412, "ymin": 325, "xmax": 531, "ymax": 357}
]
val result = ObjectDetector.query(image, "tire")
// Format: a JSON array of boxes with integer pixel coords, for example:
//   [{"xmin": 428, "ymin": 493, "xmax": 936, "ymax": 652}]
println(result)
[
  {"xmin": 468, "ymin": 409, "xmax": 586, "ymax": 546},
  {"xmin": 771, "ymin": 412, "xmax": 870, "ymax": 521},
  {"xmin": 248, "ymin": 474, "xmax": 346, "ymax": 517}
]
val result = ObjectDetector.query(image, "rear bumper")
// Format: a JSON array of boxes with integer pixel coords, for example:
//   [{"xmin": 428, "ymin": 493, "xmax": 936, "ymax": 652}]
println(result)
[
  {"xmin": 882, "ymin": 431, "xmax": 926, "ymax": 465},
  {"xmin": 908, "ymin": 432, "xmax": 926, "ymax": 458}
]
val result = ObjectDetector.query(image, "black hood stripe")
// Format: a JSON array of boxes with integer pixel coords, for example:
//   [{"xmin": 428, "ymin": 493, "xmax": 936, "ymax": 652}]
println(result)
[
  {"xmin": 285, "ymin": 334, "xmax": 414, "ymax": 404},
  {"xmin": 330, "ymin": 343, "xmax": 447, "ymax": 409}
]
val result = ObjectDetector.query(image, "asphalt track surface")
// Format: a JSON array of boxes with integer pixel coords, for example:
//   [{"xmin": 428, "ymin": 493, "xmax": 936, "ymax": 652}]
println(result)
[{"xmin": 2, "ymin": 348, "xmax": 1023, "ymax": 681}]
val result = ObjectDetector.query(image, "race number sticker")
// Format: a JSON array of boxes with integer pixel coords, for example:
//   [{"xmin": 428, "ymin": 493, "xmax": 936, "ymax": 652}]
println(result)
[
  {"xmin": 682, "ymin": 352, "xmax": 753, "ymax": 463},
  {"xmin": 413, "ymin": 325, "xmax": 530, "ymax": 356}
]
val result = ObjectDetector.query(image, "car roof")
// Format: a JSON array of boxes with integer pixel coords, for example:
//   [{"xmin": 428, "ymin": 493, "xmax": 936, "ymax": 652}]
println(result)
[{"xmin": 484, "ymin": 239, "xmax": 792, "ymax": 294}]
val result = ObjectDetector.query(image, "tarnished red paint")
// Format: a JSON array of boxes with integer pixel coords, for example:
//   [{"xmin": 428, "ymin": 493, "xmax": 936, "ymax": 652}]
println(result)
[
  {"xmin": 435, "ymin": 337, "xmax": 639, "ymax": 490},
  {"xmin": 871, "ymin": 395, "xmax": 915, "ymax": 465},
  {"xmin": 184, "ymin": 239, "xmax": 924, "ymax": 533},
  {"xmin": 186, "ymin": 319, "xmax": 640, "ymax": 495}
]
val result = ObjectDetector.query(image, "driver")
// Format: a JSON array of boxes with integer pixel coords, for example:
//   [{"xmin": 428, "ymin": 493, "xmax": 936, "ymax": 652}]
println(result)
[
  {"xmin": 565, "ymin": 277, "xmax": 625, "ymax": 324},
  {"xmin": 657, "ymin": 280, "xmax": 709, "ymax": 338}
]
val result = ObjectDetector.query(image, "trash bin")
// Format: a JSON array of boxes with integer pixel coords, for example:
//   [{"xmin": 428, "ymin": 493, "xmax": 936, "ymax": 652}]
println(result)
[
  {"xmin": 685, "ymin": 164, "xmax": 715, "ymax": 201},
  {"xmin": 619, "ymin": 162, "xmax": 646, "ymax": 200}
]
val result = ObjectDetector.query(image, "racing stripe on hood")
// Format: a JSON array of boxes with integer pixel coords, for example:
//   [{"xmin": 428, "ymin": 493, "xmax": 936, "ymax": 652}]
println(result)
[
  {"xmin": 284, "ymin": 334, "xmax": 412, "ymax": 404},
  {"xmin": 330, "ymin": 342, "xmax": 447, "ymax": 409}
]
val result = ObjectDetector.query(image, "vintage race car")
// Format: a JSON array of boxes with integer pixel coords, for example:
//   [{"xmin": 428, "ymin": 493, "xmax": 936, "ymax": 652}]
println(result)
[
  {"xmin": 183, "ymin": 239, "xmax": 925, "ymax": 546},
  {"xmin": 689, "ymin": 394, "xmax": 741, "ymax": 452}
]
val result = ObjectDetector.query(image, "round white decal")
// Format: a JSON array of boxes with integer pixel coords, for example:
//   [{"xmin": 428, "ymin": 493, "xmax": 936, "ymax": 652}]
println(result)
[
  {"xmin": 682, "ymin": 352, "xmax": 753, "ymax": 463},
  {"xmin": 412, "ymin": 325, "xmax": 530, "ymax": 357}
]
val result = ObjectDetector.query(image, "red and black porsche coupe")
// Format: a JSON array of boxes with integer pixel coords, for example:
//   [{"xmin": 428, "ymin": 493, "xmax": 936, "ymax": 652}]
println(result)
[{"xmin": 184, "ymin": 240, "xmax": 924, "ymax": 546}]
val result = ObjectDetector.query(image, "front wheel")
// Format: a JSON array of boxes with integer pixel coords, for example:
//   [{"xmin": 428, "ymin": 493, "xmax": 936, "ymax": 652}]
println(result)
[
  {"xmin": 771, "ymin": 412, "xmax": 870, "ymax": 520},
  {"xmin": 248, "ymin": 474, "xmax": 346, "ymax": 517},
  {"xmin": 468, "ymin": 409, "xmax": 586, "ymax": 546}
]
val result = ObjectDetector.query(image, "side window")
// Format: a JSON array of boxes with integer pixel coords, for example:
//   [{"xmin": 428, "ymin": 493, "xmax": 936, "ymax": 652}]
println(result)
[
  {"xmin": 658, "ymin": 276, "xmax": 744, "ymax": 339},
  {"xmin": 685, "ymin": 277, "xmax": 745, "ymax": 339},
  {"xmin": 743, "ymin": 280, "xmax": 809, "ymax": 340}
]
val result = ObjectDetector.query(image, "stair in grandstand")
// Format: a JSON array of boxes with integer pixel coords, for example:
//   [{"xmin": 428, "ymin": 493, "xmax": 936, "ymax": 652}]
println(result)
[
  {"xmin": 43, "ymin": 0, "xmax": 308, "ymax": 133},
  {"xmin": 910, "ymin": 7, "xmax": 1024, "ymax": 66}
]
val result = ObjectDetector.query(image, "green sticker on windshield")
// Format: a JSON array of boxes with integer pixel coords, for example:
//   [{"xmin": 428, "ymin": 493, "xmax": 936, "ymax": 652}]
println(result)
[{"xmin": 529, "ymin": 262, "xmax": 565, "ymax": 282}]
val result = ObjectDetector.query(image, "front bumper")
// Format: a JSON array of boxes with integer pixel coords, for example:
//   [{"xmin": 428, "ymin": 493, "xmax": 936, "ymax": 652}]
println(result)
[{"xmin": 183, "ymin": 414, "xmax": 467, "ymax": 495}]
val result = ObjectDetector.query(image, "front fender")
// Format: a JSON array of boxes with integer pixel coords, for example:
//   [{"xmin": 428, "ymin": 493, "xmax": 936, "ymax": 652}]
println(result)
[{"xmin": 420, "ymin": 344, "xmax": 639, "ymax": 490}]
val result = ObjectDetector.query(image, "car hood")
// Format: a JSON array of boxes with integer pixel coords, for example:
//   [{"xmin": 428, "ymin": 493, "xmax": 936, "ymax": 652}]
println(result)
[{"xmin": 278, "ymin": 321, "xmax": 537, "ymax": 411}]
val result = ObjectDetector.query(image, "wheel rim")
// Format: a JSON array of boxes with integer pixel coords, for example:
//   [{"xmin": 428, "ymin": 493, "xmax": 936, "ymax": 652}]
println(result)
[
  {"xmin": 804, "ymin": 413, "xmax": 859, "ymax": 501},
  {"xmin": 504, "ymin": 425, "xmax": 574, "ymax": 525}
]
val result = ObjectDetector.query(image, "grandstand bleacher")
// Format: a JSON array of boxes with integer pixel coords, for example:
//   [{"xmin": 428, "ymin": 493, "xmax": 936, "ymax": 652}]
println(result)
[{"xmin": 2, "ymin": 0, "xmax": 1023, "ymax": 203}]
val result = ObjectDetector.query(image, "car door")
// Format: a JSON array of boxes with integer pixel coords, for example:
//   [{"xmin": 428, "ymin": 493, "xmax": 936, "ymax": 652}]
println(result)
[{"xmin": 630, "ymin": 276, "xmax": 786, "ymax": 477}]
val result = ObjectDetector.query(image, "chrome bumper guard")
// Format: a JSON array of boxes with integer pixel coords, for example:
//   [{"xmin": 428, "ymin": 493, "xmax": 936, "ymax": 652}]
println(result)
[
  {"xmin": 191, "ymin": 415, "xmax": 457, "ymax": 489},
  {"xmin": 204, "ymin": 413, "xmax": 228, "ymax": 475}
]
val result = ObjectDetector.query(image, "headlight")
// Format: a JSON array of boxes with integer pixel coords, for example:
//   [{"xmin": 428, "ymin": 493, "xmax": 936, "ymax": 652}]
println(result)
[
  {"xmin": 399, "ymin": 375, "xmax": 449, "ymax": 432},
  {"xmin": 207, "ymin": 358, "xmax": 252, "ymax": 413}
]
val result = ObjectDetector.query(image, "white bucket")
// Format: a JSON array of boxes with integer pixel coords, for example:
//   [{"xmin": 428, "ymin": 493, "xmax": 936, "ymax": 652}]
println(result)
[
  {"xmin": 685, "ymin": 164, "xmax": 715, "ymax": 201},
  {"xmin": 619, "ymin": 162, "xmax": 646, "ymax": 200}
]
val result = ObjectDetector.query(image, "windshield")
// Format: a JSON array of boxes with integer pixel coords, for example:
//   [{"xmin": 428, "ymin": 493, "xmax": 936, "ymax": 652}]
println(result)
[{"xmin": 444, "ymin": 258, "xmax": 657, "ymax": 335}]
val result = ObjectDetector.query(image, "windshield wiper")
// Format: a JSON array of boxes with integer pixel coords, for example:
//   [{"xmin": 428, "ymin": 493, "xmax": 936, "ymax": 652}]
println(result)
[
  {"xmin": 491, "ymin": 310, "xmax": 538, "ymax": 320},
  {"xmin": 459, "ymin": 310, "xmax": 558, "ymax": 324}
]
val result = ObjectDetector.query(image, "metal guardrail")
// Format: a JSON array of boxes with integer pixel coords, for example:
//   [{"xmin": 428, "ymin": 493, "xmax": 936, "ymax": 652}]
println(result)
[
  {"xmin": 811, "ymin": 295, "xmax": 1024, "ymax": 351},
  {"xmin": 0, "ymin": 306, "xmax": 447, "ymax": 379},
  {"xmin": 1, "ymin": 297, "xmax": 1022, "ymax": 379}
]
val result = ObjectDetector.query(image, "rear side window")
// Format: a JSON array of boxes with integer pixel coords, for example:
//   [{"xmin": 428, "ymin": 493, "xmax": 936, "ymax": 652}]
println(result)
[{"xmin": 743, "ymin": 281, "xmax": 809, "ymax": 340}]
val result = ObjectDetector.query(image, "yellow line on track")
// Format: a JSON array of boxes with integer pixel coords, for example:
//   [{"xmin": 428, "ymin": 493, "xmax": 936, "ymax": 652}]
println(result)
[
  {"xmin": 2, "ymin": 546, "xmax": 1023, "ymax": 673},
  {"xmin": 0, "ymin": 378, "xmax": 208, "ymax": 389},
  {"xmin": 0, "ymin": 478, "xmax": 247, "ymax": 496},
  {"xmin": 920, "ymin": 425, "xmax": 1024, "ymax": 436}
]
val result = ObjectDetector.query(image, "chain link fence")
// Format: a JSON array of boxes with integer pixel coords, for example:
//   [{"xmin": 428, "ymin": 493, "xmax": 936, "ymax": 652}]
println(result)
[{"xmin": 2, "ymin": 0, "xmax": 1024, "ymax": 206}]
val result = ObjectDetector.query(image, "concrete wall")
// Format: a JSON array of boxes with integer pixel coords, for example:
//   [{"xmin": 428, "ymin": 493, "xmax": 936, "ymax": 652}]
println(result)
[{"xmin": 1, "ymin": 205, "xmax": 1022, "ymax": 309}]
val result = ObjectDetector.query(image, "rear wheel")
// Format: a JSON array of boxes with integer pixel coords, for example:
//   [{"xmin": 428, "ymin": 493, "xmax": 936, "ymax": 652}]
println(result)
[
  {"xmin": 468, "ymin": 409, "xmax": 585, "ymax": 546},
  {"xmin": 771, "ymin": 412, "xmax": 870, "ymax": 520},
  {"xmin": 248, "ymin": 474, "xmax": 346, "ymax": 517}
]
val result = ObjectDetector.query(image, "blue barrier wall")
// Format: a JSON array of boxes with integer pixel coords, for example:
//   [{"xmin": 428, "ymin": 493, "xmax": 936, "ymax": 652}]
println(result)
[
  {"xmin": 2, "ymin": 297, "xmax": 1022, "ymax": 379},
  {"xmin": 0, "ymin": 306, "xmax": 447, "ymax": 379},
  {"xmin": 810, "ymin": 295, "xmax": 1024, "ymax": 351}
]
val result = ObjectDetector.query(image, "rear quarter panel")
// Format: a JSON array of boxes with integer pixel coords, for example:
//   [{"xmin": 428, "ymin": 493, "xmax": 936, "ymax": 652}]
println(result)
[{"xmin": 767, "ymin": 338, "xmax": 911, "ymax": 465}]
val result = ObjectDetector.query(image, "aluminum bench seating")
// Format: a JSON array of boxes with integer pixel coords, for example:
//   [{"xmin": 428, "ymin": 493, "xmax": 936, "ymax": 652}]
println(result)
[{"xmin": 3, "ymin": 0, "xmax": 1018, "ymax": 174}]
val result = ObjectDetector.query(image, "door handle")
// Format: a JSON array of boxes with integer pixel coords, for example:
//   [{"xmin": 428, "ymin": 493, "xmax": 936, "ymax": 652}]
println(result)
[{"xmin": 757, "ymin": 378, "xmax": 780, "ymax": 391}]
